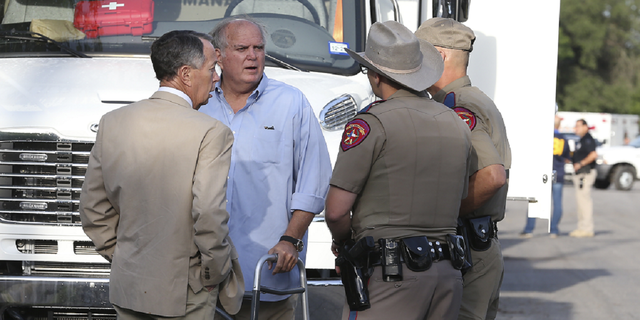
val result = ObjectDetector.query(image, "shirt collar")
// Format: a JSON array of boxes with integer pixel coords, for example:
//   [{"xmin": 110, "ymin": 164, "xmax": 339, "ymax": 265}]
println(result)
[
  {"xmin": 432, "ymin": 75, "xmax": 472, "ymax": 102},
  {"xmin": 388, "ymin": 88, "xmax": 421, "ymax": 100},
  {"xmin": 158, "ymin": 87, "xmax": 193, "ymax": 108},
  {"xmin": 214, "ymin": 73, "xmax": 270, "ymax": 110}
]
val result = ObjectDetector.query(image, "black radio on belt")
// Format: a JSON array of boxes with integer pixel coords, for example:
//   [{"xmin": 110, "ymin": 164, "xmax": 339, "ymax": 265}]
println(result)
[{"xmin": 379, "ymin": 238, "xmax": 402, "ymax": 282}]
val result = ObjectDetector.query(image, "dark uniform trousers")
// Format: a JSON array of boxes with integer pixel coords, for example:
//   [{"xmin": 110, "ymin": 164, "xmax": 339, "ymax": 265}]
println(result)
[
  {"xmin": 458, "ymin": 238, "xmax": 504, "ymax": 320},
  {"xmin": 342, "ymin": 261, "xmax": 463, "ymax": 320}
]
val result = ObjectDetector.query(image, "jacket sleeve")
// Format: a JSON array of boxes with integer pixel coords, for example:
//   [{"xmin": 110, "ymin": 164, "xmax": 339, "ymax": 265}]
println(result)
[
  {"xmin": 79, "ymin": 117, "xmax": 118, "ymax": 262},
  {"xmin": 192, "ymin": 123, "xmax": 235, "ymax": 287}
]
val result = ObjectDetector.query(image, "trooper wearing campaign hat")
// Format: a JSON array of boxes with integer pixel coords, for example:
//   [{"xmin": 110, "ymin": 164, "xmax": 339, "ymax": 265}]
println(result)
[
  {"xmin": 325, "ymin": 20, "xmax": 473, "ymax": 320},
  {"xmin": 416, "ymin": 18, "xmax": 512, "ymax": 320}
]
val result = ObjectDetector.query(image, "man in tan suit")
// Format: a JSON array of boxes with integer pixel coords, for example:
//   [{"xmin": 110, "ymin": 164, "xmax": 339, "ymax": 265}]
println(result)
[{"xmin": 79, "ymin": 30, "xmax": 243, "ymax": 319}]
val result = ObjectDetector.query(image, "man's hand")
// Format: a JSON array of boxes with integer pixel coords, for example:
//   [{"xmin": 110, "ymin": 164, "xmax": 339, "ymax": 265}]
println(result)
[
  {"xmin": 267, "ymin": 240, "xmax": 298, "ymax": 275},
  {"xmin": 331, "ymin": 241, "xmax": 340, "ymax": 257}
]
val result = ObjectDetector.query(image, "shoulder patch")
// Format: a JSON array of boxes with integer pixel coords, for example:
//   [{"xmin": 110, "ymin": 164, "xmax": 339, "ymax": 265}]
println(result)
[
  {"xmin": 453, "ymin": 107, "xmax": 477, "ymax": 131},
  {"xmin": 358, "ymin": 100, "xmax": 386, "ymax": 114},
  {"xmin": 443, "ymin": 92, "xmax": 456, "ymax": 108},
  {"xmin": 341, "ymin": 119, "xmax": 370, "ymax": 151}
]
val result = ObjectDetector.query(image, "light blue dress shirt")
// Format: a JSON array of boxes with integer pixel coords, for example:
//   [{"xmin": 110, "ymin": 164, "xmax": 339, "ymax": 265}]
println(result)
[{"xmin": 199, "ymin": 74, "xmax": 332, "ymax": 301}]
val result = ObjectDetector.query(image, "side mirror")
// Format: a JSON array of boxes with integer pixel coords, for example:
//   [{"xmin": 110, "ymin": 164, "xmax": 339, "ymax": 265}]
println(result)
[{"xmin": 432, "ymin": 0, "xmax": 470, "ymax": 22}]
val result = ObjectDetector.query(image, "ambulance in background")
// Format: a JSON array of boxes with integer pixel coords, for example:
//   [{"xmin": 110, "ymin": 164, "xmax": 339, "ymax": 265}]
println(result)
[
  {"xmin": 557, "ymin": 111, "xmax": 640, "ymax": 148},
  {"xmin": 0, "ymin": 0, "xmax": 559, "ymax": 316}
]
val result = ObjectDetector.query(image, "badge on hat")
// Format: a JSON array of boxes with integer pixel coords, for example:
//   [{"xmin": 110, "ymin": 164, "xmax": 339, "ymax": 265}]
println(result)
[
  {"xmin": 341, "ymin": 119, "xmax": 370, "ymax": 151},
  {"xmin": 453, "ymin": 107, "xmax": 477, "ymax": 131}
]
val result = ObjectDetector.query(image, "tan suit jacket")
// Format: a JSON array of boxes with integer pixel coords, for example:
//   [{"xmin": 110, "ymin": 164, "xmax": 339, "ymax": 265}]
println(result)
[{"xmin": 79, "ymin": 91, "xmax": 244, "ymax": 317}]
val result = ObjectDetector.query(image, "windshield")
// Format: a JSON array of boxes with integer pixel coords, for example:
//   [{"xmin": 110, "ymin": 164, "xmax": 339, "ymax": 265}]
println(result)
[{"xmin": 0, "ymin": 0, "xmax": 365, "ymax": 75}]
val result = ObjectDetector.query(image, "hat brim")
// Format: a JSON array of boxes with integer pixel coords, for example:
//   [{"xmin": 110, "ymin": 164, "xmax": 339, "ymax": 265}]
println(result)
[{"xmin": 346, "ymin": 40, "xmax": 443, "ymax": 92}]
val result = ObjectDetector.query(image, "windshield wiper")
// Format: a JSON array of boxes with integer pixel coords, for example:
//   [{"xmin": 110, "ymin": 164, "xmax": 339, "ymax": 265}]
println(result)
[
  {"xmin": 0, "ymin": 29, "xmax": 90, "ymax": 58},
  {"xmin": 266, "ymin": 53, "xmax": 307, "ymax": 72}
]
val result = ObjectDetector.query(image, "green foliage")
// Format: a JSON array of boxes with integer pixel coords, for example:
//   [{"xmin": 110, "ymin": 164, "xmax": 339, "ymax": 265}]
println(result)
[{"xmin": 557, "ymin": 0, "xmax": 640, "ymax": 118}]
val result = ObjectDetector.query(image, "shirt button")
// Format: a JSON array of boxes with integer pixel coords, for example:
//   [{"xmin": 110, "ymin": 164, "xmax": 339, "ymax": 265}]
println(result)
[
  {"xmin": 227, "ymin": 176, "xmax": 230, "ymax": 180},
  {"xmin": 232, "ymin": 131, "xmax": 236, "ymax": 134},
  {"xmin": 228, "ymin": 111, "xmax": 232, "ymax": 115}
]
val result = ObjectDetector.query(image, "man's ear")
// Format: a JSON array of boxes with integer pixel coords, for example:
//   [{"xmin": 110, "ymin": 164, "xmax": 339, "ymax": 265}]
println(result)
[
  {"xmin": 179, "ymin": 65, "xmax": 192, "ymax": 87},
  {"xmin": 438, "ymin": 49, "xmax": 446, "ymax": 62},
  {"xmin": 371, "ymin": 71, "xmax": 382, "ymax": 87},
  {"xmin": 215, "ymin": 48, "xmax": 224, "ymax": 70}
]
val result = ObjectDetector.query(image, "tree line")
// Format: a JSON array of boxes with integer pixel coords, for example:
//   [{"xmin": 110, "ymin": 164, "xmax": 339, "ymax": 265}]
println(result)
[{"xmin": 557, "ymin": 0, "xmax": 640, "ymax": 117}]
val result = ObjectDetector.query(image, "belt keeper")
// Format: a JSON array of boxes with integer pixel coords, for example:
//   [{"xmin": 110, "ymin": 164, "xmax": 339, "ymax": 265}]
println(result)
[{"xmin": 429, "ymin": 241, "xmax": 444, "ymax": 261}]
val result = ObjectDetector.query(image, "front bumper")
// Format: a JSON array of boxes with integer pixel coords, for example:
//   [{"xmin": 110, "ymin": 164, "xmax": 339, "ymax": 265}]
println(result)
[
  {"xmin": 596, "ymin": 164, "xmax": 612, "ymax": 180},
  {"xmin": 0, "ymin": 276, "xmax": 110, "ymax": 308}
]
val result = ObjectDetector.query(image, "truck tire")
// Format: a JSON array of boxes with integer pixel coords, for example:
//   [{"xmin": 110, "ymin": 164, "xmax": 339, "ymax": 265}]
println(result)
[
  {"xmin": 613, "ymin": 165, "xmax": 635, "ymax": 191},
  {"xmin": 594, "ymin": 179, "xmax": 610, "ymax": 189}
]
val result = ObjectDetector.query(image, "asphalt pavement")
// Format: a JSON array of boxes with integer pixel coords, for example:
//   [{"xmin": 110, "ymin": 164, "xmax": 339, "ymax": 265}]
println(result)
[{"xmin": 296, "ymin": 181, "xmax": 640, "ymax": 319}]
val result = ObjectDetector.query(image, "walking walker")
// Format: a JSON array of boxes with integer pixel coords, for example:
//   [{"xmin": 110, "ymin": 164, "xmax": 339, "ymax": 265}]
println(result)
[{"xmin": 216, "ymin": 254, "xmax": 310, "ymax": 320}]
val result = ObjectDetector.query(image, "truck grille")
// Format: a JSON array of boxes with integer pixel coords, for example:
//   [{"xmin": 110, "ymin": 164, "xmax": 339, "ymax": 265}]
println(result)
[
  {"xmin": 0, "ymin": 140, "xmax": 93, "ymax": 225},
  {"xmin": 9, "ymin": 308, "xmax": 116, "ymax": 320},
  {"xmin": 24, "ymin": 261, "xmax": 110, "ymax": 278},
  {"xmin": 319, "ymin": 94, "xmax": 358, "ymax": 131}
]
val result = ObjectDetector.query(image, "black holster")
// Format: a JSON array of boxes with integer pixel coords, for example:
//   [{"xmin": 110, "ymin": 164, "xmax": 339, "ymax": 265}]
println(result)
[
  {"xmin": 399, "ymin": 236, "xmax": 431, "ymax": 272},
  {"xmin": 336, "ymin": 236, "xmax": 375, "ymax": 311},
  {"xmin": 446, "ymin": 234, "xmax": 467, "ymax": 270},
  {"xmin": 464, "ymin": 216, "xmax": 494, "ymax": 251},
  {"xmin": 456, "ymin": 218, "xmax": 474, "ymax": 274}
]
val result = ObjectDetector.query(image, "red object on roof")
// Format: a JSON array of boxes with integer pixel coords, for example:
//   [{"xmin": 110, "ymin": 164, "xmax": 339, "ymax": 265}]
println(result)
[{"xmin": 74, "ymin": 0, "xmax": 155, "ymax": 38}]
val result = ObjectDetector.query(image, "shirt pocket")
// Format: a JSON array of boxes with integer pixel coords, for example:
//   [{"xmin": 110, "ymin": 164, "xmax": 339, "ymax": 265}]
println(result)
[{"xmin": 252, "ymin": 130, "xmax": 282, "ymax": 164}]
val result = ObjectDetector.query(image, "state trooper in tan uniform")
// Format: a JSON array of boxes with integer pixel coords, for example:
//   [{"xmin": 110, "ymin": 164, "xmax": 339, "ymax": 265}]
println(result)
[
  {"xmin": 325, "ymin": 21, "xmax": 473, "ymax": 320},
  {"xmin": 415, "ymin": 18, "xmax": 512, "ymax": 320}
]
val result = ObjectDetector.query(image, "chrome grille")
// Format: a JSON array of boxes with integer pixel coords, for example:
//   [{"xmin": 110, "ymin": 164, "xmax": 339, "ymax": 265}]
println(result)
[
  {"xmin": 15, "ymin": 308, "xmax": 115, "ymax": 320},
  {"xmin": 0, "ymin": 140, "xmax": 93, "ymax": 225},
  {"xmin": 319, "ymin": 94, "xmax": 358, "ymax": 131},
  {"xmin": 74, "ymin": 241, "xmax": 100, "ymax": 255},
  {"xmin": 25, "ymin": 261, "xmax": 110, "ymax": 278},
  {"xmin": 16, "ymin": 239, "xmax": 58, "ymax": 254}
]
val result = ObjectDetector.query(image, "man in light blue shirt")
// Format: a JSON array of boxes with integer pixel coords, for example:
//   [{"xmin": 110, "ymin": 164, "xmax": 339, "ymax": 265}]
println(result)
[{"xmin": 200, "ymin": 18, "xmax": 332, "ymax": 319}]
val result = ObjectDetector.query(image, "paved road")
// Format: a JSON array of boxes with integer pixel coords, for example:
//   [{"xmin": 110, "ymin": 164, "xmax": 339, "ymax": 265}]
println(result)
[{"xmin": 296, "ymin": 181, "xmax": 640, "ymax": 319}]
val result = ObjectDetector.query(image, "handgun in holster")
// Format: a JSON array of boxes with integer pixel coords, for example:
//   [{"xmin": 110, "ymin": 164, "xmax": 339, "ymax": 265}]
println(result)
[
  {"xmin": 456, "ymin": 218, "xmax": 474, "ymax": 275},
  {"xmin": 335, "ymin": 236, "xmax": 375, "ymax": 311}
]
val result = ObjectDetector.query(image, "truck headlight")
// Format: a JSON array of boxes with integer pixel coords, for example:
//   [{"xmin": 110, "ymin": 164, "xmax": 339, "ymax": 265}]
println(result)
[{"xmin": 319, "ymin": 94, "xmax": 358, "ymax": 131}]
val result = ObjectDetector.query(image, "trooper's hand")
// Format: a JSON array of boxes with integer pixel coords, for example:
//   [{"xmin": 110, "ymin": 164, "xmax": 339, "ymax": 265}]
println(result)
[
  {"xmin": 268, "ymin": 241, "xmax": 298, "ymax": 274},
  {"xmin": 331, "ymin": 242, "xmax": 340, "ymax": 257}
]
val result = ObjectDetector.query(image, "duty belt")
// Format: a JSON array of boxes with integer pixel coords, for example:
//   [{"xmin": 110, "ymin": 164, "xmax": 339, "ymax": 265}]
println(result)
[{"xmin": 369, "ymin": 239, "xmax": 452, "ymax": 266}]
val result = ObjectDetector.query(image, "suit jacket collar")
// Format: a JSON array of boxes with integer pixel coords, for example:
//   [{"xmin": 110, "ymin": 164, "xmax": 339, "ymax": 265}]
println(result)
[{"xmin": 150, "ymin": 91, "xmax": 193, "ymax": 110}]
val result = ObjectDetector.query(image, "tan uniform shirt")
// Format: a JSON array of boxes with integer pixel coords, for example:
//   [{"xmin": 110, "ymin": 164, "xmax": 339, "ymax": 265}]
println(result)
[
  {"xmin": 330, "ymin": 89, "xmax": 472, "ymax": 242},
  {"xmin": 433, "ymin": 76, "xmax": 512, "ymax": 222}
]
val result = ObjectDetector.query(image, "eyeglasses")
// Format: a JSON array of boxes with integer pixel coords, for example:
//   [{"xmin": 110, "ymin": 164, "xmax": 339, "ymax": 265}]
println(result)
[{"xmin": 360, "ymin": 65, "xmax": 368, "ymax": 74}]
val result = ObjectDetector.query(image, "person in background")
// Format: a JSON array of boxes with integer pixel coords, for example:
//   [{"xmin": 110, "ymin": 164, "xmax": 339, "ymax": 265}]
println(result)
[
  {"xmin": 570, "ymin": 119, "xmax": 598, "ymax": 238},
  {"xmin": 200, "ymin": 18, "xmax": 332, "ymax": 320},
  {"xmin": 520, "ymin": 115, "xmax": 571, "ymax": 238},
  {"xmin": 79, "ymin": 30, "xmax": 243, "ymax": 320}
]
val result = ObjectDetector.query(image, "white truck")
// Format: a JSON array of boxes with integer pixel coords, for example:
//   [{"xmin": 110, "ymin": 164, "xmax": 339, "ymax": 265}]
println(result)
[
  {"xmin": 0, "ymin": 0, "xmax": 559, "ymax": 317},
  {"xmin": 557, "ymin": 111, "xmax": 639, "ymax": 147},
  {"xmin": 556, "ymin": 111, "xmax": 639, "ymax": 190}
]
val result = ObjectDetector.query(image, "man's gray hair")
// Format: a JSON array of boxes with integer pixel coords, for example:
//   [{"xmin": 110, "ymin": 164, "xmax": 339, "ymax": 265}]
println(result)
[
  {"xmin": 150, "ymin": 30, "xmax": 214, "ymax": 81},
  {"xmin": 210, "ymin": 17, "xmax": 267, "ymax": 56}
]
